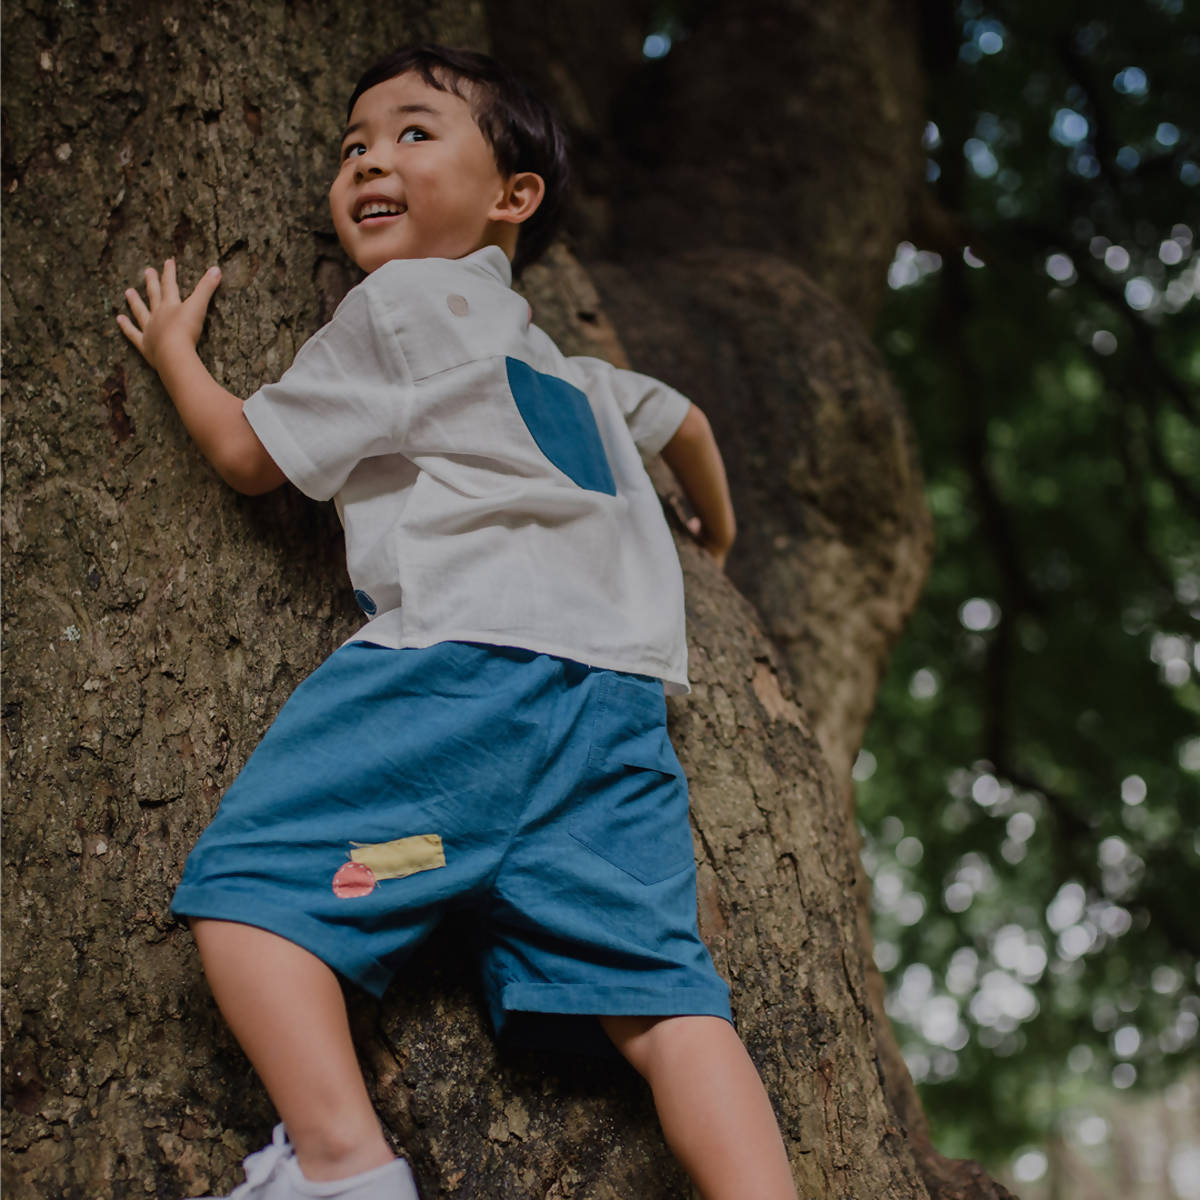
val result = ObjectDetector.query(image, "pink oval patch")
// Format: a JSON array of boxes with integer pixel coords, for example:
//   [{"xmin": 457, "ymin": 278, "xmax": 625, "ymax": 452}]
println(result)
[{"xmin": 332, "ymin": 861, "xmax": 376, "ymax": 898}]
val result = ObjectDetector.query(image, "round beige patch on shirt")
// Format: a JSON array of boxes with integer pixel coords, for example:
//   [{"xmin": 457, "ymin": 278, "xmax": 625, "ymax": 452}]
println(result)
[{"xmin": 447, "ymin": 294, "xmax": 470, "ymax": 316}]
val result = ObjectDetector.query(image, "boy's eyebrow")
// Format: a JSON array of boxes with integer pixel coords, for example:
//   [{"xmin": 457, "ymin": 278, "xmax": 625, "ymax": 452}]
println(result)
[{"xmin": 341, "ymin": 103, "xmax": 440, "ymax": 141}]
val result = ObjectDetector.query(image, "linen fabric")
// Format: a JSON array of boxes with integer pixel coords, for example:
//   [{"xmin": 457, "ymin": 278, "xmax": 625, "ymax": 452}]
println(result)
[
  {"xmin": 243, "ymin": 246, "xmax": 693, "ymax": 693},
  {"xmin": 170, "ymin": 641, "xmax": 733, "ymax": 1053}
]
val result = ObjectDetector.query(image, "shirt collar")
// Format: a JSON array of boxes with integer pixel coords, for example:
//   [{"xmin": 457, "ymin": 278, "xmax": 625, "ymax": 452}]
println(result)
[{"xmin": 459, "ymin": 244, "xmax": 513, "ymax": 287}]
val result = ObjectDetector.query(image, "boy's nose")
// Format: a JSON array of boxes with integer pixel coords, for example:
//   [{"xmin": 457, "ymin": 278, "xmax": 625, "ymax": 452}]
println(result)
[{"xmin": 352, "ymin": 144, "xmax": 391, "ymax": 181}]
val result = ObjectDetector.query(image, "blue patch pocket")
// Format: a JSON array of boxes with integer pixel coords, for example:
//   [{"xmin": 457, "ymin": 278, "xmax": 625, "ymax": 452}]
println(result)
[
  {"xmin": 569, "ymin": 674, "xmax": 693, "ymax": 886},
  {"xmin": 505, "ymin": 357, "xmax": 616, "ymax": 495}
]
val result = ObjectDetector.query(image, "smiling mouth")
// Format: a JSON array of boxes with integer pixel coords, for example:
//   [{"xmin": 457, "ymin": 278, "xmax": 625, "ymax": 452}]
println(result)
[{"xmin": 354, "ymin": 201, "xmax": 408, "ymax": 224}]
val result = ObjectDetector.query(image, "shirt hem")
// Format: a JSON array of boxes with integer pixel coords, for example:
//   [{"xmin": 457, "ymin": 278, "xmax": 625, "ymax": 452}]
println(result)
[{"xmin": 342, "ymin": 622, "xmax": 690, "ymax": 695}]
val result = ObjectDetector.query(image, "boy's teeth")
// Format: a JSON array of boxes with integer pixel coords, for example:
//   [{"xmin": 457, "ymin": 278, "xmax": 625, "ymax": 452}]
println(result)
[{"xmin": 358, "ymin": 201, "xmax": 405, "ymax": 220}]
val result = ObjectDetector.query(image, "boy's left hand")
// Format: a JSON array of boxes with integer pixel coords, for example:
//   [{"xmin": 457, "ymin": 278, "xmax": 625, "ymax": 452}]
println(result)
[
  {"xmin": 117, "ymin": 258, "xmax": 221, "ymax": 374},
  {"xmin": 686, "ymin": 516, "xmax": 733, "ymax": 570},
  {"xmin": 662, "ymin": 403, "xmax": 736, "ymax": 573}
]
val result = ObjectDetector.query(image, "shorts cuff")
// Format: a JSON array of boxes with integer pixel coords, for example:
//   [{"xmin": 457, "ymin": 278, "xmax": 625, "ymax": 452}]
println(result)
[
  {"xmin": 496, "ymin": 980, "xmax": 733, "ymax": 1026},
  {"xmin": 169, "ymin": 885, "xmax": 394, "ymax": 999}
]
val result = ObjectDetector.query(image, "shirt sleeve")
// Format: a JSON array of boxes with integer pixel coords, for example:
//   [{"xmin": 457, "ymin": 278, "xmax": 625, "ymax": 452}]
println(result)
[
  {"xmin": 566, "ymin": 356, "xmax": 692, "ymax": 459},
  {"xmin": 242, "ymin": 285, "xmax": 412, "ymax": 501}
]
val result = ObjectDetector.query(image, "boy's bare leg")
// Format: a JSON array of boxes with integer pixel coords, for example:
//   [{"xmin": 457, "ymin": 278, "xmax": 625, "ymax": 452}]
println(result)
[
  {"xmin": 600, "ymin": 1014, "xmax": 798, "ymax": 1200},
  {"xmin": 190, "ymin": 919, "xmax": 395, "ymax": 1182}
]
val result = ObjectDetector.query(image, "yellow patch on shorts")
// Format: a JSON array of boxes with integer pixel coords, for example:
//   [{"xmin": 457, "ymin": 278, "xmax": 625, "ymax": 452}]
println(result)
[{"xmin": 349, "ymin": 834, "xmax": 446, "ymax": 880}]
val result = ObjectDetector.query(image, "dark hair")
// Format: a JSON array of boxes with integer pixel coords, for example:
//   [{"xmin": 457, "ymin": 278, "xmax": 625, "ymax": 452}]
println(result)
[{"xmin": 346, "ymin": 45, "xmax": 569, "ymax": 276}]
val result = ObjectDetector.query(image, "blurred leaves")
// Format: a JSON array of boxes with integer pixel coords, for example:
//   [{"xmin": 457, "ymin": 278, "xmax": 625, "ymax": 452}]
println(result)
[{"xmin": 858, "ymin": 0, "xmax": 1200, "ymax": 1164}]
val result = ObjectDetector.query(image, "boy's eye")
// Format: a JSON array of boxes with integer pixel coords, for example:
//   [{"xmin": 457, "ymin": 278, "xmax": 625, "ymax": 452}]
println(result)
[{"xmin": 340, "ymin": 125, "xmax": 427, "ymax": 161}]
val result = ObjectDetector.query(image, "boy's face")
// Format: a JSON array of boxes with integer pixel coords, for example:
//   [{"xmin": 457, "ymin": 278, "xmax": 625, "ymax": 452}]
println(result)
[{"xmin": 330, "ymin": 72, "xmax": 515, "ymax": 273}]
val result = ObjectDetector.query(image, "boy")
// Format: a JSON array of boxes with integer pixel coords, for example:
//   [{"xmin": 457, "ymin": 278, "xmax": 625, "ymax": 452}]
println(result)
[{"xmin": 117, "ymin": 44, "xmax": 797, "ymax": 1200}]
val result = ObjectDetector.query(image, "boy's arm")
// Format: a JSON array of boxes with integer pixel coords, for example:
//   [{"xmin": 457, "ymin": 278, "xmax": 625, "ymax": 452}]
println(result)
[
  {"xmin": 660, "ymin": 403, "xmax": 737, "ymax": 569},
  {"xmin": 117, "ymin": 259, "xmax": 285, "ymax": 496}
]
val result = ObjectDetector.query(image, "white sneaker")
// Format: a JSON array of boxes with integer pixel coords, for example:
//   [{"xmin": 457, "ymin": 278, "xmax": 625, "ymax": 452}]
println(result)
[{"xmin": 186, "ymin": 1124, "xmax": 420, "ymax": 1199}]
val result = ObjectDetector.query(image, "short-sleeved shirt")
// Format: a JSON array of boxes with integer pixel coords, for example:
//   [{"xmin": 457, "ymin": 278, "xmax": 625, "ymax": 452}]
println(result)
[{"xmin": 243, "ymin": 245, "xmax": 692, "ymax": 692}]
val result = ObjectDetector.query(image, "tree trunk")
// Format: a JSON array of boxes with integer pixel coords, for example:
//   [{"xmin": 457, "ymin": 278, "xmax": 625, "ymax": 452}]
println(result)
[{"xmin": 2, "ymin": 2, "xmax": 1009, "ymax": 1198}]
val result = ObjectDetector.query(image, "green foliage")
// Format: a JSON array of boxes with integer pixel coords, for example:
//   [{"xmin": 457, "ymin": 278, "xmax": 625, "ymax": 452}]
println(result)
[{"xmin": 860, "ymin": 0, "xmax": 1200, "ymax": 1167}]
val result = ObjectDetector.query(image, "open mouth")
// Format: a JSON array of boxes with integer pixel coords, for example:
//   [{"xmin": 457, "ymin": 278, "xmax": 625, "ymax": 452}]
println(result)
[{"xmin": 354, "ymin": 200, "xmax": 407, "ymax": 224}]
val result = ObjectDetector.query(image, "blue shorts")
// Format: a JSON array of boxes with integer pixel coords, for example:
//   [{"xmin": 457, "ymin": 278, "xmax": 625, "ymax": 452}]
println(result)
[{"xmin": 171, "ymin": 640, "xmax": 731, "ymax": 1053}]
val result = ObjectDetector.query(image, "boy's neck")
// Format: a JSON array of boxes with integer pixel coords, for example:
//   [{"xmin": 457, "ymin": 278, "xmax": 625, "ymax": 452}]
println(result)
[{"xmin": 478, "ymin": 224, "xmax": 518, "ymax": 264}]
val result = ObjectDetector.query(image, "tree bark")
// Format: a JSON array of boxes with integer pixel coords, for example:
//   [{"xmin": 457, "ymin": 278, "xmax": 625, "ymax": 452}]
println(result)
[{"xmin": 2, "ymin": 2, "xmax": 1009, "ymax": 1198}]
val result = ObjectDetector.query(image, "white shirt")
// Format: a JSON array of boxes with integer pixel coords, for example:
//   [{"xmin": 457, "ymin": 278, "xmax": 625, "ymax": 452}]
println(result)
[{"xmin": 244, "ymin": 246, "xmax": 692, "ymax": 692}]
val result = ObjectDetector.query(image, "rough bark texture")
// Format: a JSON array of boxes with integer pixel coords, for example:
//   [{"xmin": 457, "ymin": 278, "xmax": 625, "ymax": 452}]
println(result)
[{"xmin": 3, "ymin": 2, "xmax": 1009, "ymax": 1198}]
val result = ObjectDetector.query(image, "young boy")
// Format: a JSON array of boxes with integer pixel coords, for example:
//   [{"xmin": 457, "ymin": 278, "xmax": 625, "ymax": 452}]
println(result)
[{"xmin": 118, "ymin": 44, "xmax": 797, "ymax": 1200}]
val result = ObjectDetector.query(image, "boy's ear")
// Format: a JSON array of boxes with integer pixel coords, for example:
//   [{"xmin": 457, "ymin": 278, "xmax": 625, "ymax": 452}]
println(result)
[{"xmin": 491, "ymin": 172, "xmax": 545, "ymax": 227}]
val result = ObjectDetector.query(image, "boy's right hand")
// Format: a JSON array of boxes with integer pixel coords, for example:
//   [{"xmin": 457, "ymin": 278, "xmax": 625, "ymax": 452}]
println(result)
[
  {"xmin": 112, "ymin": 258, "xmax": 282, "ymax": 495},
  {"xmin": 117, "ymin": 258, "xmax": 221, "ymax": 373}
]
